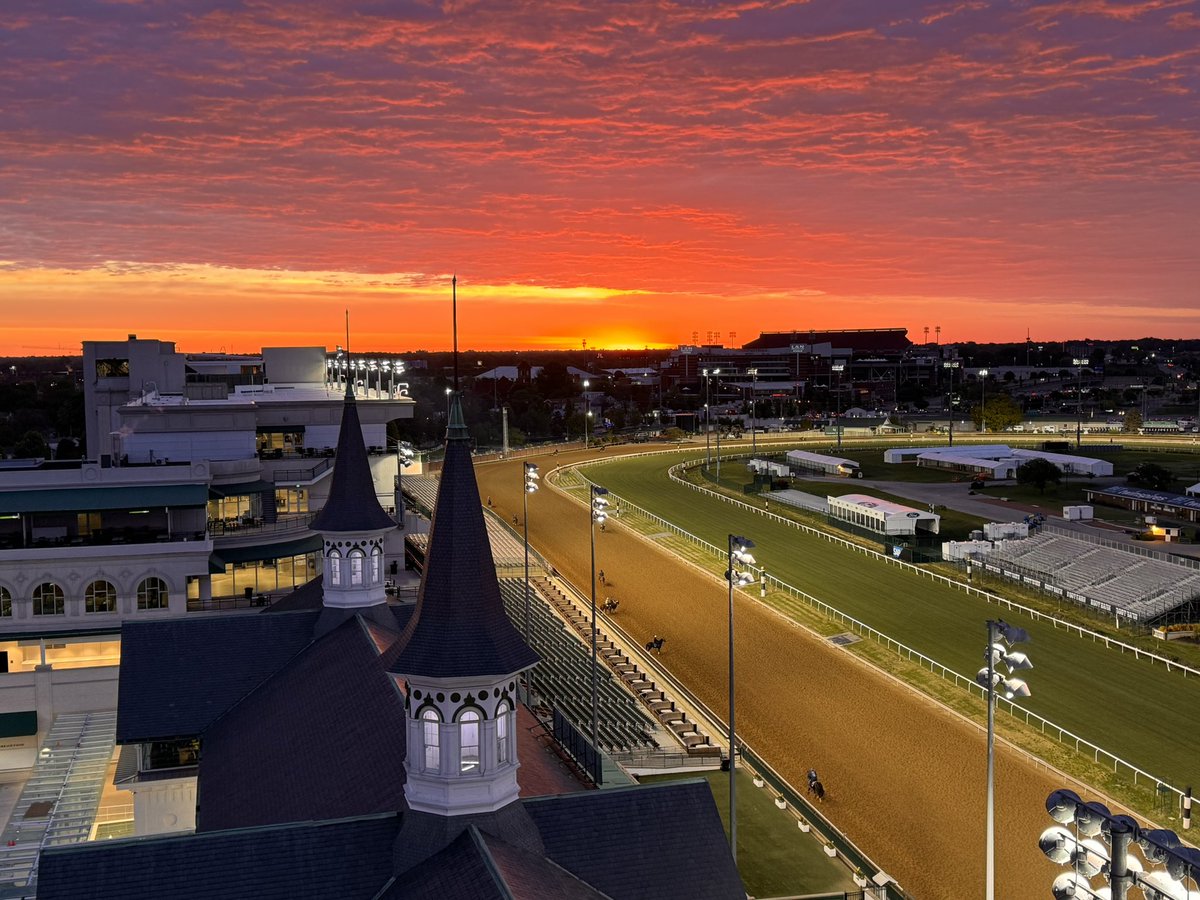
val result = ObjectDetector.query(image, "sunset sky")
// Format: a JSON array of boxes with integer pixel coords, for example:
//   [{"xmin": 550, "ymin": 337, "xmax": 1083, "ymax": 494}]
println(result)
[{"xmin": 2, "ymin": 0, "xmax": 1198, "ymax": 354}]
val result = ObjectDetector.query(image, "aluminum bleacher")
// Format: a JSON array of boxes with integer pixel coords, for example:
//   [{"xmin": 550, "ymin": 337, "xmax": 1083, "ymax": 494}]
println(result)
[{"xmin": 985, "ymin": 532, "xmax": 1200, "ymax": 623}]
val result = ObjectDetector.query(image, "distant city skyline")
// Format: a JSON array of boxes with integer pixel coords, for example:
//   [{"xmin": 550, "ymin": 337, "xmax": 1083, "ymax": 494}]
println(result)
[{"xmin": 1, "ymin": 2, "xmax": 1197, "ymax": 354}]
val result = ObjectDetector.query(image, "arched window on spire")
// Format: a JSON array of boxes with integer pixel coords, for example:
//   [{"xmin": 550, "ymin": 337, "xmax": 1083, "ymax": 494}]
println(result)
[
  {"xmin": 496, "ymin": 701, "xmax": 512, "ymax": 765},
  {"xmin": 328, "ymin": 548, "xmax": 342, "ymax": 585},
  {"xmin": 458, "ymin": 709, "xmax": 481, "ymax": 773},
  {"xmin": 421, "ymin": 708, "xmax": 441, "ymax": 772},
  {"xmin": 349, "ymin": 548, "xmax": 365, "ymax": 586},
  {"xmin": 370, "ymin": 545, "xmax": 383, "ymax": 583}
]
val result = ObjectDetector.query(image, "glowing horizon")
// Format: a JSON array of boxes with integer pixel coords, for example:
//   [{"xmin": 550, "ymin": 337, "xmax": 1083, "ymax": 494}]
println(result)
[{"xmin": 1, "ymin": 2, "xmax": 1197, "ymax": 353}]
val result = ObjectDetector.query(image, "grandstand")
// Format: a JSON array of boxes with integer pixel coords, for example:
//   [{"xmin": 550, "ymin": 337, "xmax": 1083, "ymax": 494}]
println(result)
[{"xmin": 982, "ymin": 532, "xmax": 1200, "ymax": 623}]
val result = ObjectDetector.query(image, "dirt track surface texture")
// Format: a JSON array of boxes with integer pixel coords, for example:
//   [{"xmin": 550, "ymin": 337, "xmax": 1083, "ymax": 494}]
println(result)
[{"xmin": 476, "ymin": 446, "xmax": 1064, "ymax": 900}]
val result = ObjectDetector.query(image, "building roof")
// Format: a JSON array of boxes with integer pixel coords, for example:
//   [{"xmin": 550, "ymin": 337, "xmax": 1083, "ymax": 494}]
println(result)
[
  {"xmin": 37, "ymin": 814, "xmax": 401, "ymax": 900},
  {"xmin": 310, "ymin": 389, "xmax": 396, "ymax": 533},
  {"xmin": 743, "ymin": 328, "xmax": 910, "ymax": 352},
  {"xmin": 380, "ymin": 827, "xmax": 609, "ymax": 900},
  {"xmin": 829, "ymin": 493, "xmax": 934, "ymax": 519},
  {"xmin": 0, "ymin": 483, "xmax": 208, "ymax": 514},
  {"xmin": 525, "ymin": 781, "xmax": 746, "ymax": 900},
  {"xmin": 196, "ymin": 616, "xmax": 409, "ymax": 832},
  {"xmin": 115, "ymin": 611, "xmax": 320, "ymax": 742},
  {"xmin": 1090, "ymin": 485, "xmax": 1200, "ymax": 512},
  {"xmin": 390, "ymin": 394, "xmax": 539, "ymax": 679}
]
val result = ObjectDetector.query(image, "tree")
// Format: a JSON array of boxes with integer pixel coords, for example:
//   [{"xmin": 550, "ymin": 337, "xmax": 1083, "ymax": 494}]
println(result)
[
  {"xmin": 1127, "ymin": 462, "xmax": 1175, "ymax": 492},
  {"xmin": 1015, "ymin": 458, "xmax": 1062, "ymax": 494},
  {"xmin": 973, "ymin": 395, "xmax": 1023, "ymax": 432},
  {"xmin": 54, "ymin": 436, "xmax": 83, "ymax": 460},
  {"xmin": 1123, "ymin": 409, "xmax": 1143, "ymax": 433},
  {"xmin": 11, "ymin": 430, "xmax": 49, "ymax": 460}
]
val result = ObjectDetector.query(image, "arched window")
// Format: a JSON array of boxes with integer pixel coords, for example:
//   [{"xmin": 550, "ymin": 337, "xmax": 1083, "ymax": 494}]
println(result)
[
  {"xmin": 349, "ymin": 548, "xmax": 365, "ymax": 586},
  {"xmin": 0, "ymin": 587, "xmax": 11, "ymax": 618},
  {"xmin": 458, "ymin": 709, "xmax": 481, "ymax": 773},
  {"xmin": 370, "ymin": 545, "xmax": 383, "ymax": 583},
  {"xmin": 85, "ymin": 580, "xmax": 117, "ymax": 614},
  {"xmin": 496, "ymin": 701, "xmax": 511, "ymax": 765},
  {"xmin": 136, "ymin": 577, "xmax": 168, "ymax": 610},
  {"xmin": 32, "ymin": 583, "xmax": 64, "ymax": 616},
  {"xmin": 421, "ymin": 708, "xmax": 441, "ymax": 772},
  {"xmin": 328, "ymin": 548, "xmax": 342, "ymax": 584}
]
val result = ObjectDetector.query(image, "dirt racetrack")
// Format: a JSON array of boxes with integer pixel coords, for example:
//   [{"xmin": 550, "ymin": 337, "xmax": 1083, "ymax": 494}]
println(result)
[{"xmin": 475, "ymin": 446, "xmax": 1068, "ymax": 900}]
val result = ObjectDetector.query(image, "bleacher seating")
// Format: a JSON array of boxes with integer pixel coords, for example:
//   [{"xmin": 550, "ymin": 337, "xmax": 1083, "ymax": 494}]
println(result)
[
  {"xmin": 499, "ymin": 579, "xmax": 661, "ymax": 754},
  {"xmin": 986, "ymin": 532, "xmax": 1200, "ymax": 622}
]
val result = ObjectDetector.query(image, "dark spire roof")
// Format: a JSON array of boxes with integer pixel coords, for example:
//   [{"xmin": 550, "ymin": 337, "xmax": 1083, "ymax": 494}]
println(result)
[
  {"xmin": 389, "ymin": 394, "xmax": 538, "ymax": 679},
  {"xmin": 310, "ymin": 388, "xmax": 396, "ymax": 533}
]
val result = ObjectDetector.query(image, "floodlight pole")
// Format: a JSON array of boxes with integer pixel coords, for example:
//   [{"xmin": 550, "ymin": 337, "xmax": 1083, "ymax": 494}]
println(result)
[
  {"xmin": 728, "ymin": 535, "xmax": 738, "ymax": 863},
  {"xmin": 522, "ymin": 463, "xmax": 537, "ymax": 698},
  {"xmin": 703, "ymin": 368, "xmax": 712, "ymax": 471},
  {"xmin": 986, "ymin": 619, "xmax": 997, "ymax": 900},
  {"xmin": 748, "ymin": 368, "xmax": 758, "ymax": 456},
  {"xmin": 588, "ymin": 484, "xmax": 607, "ymax": 783},
  {"xmin": 1074, "ymin": 359, "xmax": 1088, "ymax": 450}
]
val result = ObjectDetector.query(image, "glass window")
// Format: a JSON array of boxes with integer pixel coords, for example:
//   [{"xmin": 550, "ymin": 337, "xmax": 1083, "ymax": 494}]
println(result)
[
  {"xmin": 136, "ymin": 577, "xmax": 168, "ymax": 610},
  {"xmin": 85, "ymin": 580, "xmax": 117, "ymax": 614},
  {"xmin": 496, "ymin": 701, "xmax": 511, "ymax": 765},
  {"xmin": 422, "ymin": 708, "xmax": 440, "ymax": 772},
  {"xmin": 0, "ymin": 587, "xmax": 10, "ymax": 618},
  {"xmin": 329, "ymin": 549, "xmax": 342, "ymax": 584},
  {"xmin": 141, "ymin": 739, "xmax": 199, "ymax": 771},
  {"xmin": 371, "ymin": 545, "xmax": 383, "ymax": 582},
  {"xmin": 32, "ymin": 583, "xmax": 64, "ymax": 616},
  {"xmin": 349, "ymin": 548, "xmax": 365, "ymax": 586},
  {"xmin": 459, "ymin": 710, "xmax": 480, "ymax": 773}
]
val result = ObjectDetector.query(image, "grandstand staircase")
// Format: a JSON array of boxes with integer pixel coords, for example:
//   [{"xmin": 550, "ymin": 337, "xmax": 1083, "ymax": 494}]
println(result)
[
  {"xmin": 0, "ymin": 711, "xmax": 117, "ymax": 898},
  {"xmin": 529, "ymin": 575, "xmax": 720, "ymax": 757}
]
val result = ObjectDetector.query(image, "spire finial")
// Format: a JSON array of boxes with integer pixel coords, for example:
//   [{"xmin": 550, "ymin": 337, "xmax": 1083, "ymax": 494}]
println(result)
[
  {"xmin": 344, "ymin": 309, "xmax": 353, "ymax": 399},
  {"xmin": 452, "ymin": 274, "xmax": 459, "ymax": 392}
]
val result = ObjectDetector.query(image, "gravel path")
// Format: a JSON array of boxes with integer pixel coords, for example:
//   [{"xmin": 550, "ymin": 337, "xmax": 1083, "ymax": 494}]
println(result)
[{"xmin": 476, "ymin": 446, "xmax": 1066, "ymax": 900}]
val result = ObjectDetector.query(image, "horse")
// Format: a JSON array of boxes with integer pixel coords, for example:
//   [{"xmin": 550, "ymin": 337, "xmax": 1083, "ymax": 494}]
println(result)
[
  {"xmin": 645, "ymin": 635, "xmax": 665, "ymax": 653},
  {"xmin": 601, "ymin": 597, "xmax": 619, "ymax": 613},
  {"xmin": 807, "ymin": 779, "xmax": 826, "ymax": 802}
]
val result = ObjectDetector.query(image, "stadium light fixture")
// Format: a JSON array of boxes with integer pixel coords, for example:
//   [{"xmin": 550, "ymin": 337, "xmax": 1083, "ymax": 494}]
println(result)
[
  {"xmin": 703, "ymin": 368, "xmax": 720, "ymax": 471},
  {"xmin": 975, "ymin": 619, "xmax": 1031, "ymax": 900},
  {"xmin": 394, "ymin": 440, "xmax": 415, "ymax": 530},
  {"xmin": 588, "ymin": 484, "xmax": 609, "ymax": 780},
  {"xmin": 746, "ymin": 368, "xmax": 759, "ymax": 455},
  {"xmin": 1043, "ymin": 789, "xmax": 1200, "ymax": 900},
  {"xmin": 944, "ymin": 360, "xmax": 961, "ymax": 447},
  {"xmin": 521, "ymin": 463, "xmax": 539, "ymax": 698},
  {"xmin": 979, "ymin": 369, "xmax": 989, "ymax": 432},
  {"xmin": 583, "ymin": 380, "xmax": 591, "ymax": 450},
  {"xmin": 726, "ymin": 534, "xmax": 757, "ymax": 864},
  {"xmin": 831, "ymin": 362, "xmax": 846, "ymax": 452},
  {"xmin": 1074, "ymin": 358, "xmax": 1089, "ymax": 449}
]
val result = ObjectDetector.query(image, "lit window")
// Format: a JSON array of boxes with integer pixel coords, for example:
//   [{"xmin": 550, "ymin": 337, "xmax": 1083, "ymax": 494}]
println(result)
[
  {"xmin": 349, "ymin": 548, "xmax": 365, "ymax": 586},
  {"xmin": 85, "ymin": 580, "xmax": 117, "ymax": 614},
  {"xmin": 371, "ymin": 545, "xmax": 383, "ymax": 582},
  {"xmin": 329, "ymin": 549, "xmax": 342, "ymax": 583},
  {"xmin": 136, "ymin": 577, "xmax": 168, "ymax": 610},
  {"xmin": 459, "ymin": 710, "xmax": 480, "ymax": 773},
  {"xmin": 422, "ymin": 708, "xmax": 441, "ymax": 772},
  {"xmin": 32, "ymin": 583, "xmax": 64, "ymax": 616},
  {"xmin": 496, "ymin": 701, "xmax": 511, "ymax": 765}
]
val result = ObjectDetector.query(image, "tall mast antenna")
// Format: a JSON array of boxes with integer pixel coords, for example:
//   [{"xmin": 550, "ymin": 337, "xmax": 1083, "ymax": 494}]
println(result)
[{"xmin": 452, "ymin": 274, "xmax": 459, "ymax": 391}]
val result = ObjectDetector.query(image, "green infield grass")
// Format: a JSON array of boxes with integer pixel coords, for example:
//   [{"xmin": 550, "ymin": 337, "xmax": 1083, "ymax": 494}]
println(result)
[{"xmin": 578, "ymin": 450, "xmax": 1200, "ymax": 803}]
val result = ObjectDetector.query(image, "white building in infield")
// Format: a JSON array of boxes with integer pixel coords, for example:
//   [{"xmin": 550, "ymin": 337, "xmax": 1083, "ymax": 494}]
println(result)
[
  {"xmin": 883, "ymin": 445, "xmax": 1113, "ymax": 479},
  {"xmin": 786, "ymin": 449, "xmax": 861, "ymax": 477},
  {"xmin": 827, "ymin": 494, "xmax": 940, "ymax": 536}
]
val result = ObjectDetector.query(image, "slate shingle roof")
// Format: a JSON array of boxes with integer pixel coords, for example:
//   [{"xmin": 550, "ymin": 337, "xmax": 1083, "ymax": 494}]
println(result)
[
  {"xmin": 524, "ymin": 781, "xmax": 746, "ymax": 900},
  {"xmin": 381, "ymin": 827, "xmax": 610, "ymax": 900},
  {"xmin": 116, "ymin": 611, "xmax": 320, "ymax": 742},
  {"xmin": 310, "ymin": 390, "xmax": 397, "ymax": 533},
  {"xmin": 37, "ymin": 814, "xmax": 401, "ymax": 900},
  {"xmin": 390, "ymin": 394, "xmax": 538, "ymax": 679},
  {"xmin": 196, "ymin": 617, "xmax": 408, "ymax": 832}
]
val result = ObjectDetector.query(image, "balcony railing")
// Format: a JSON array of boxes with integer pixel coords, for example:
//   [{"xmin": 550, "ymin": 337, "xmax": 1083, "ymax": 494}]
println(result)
[
  {"xmin": 0, "ymin": 529, "xmax": 207, "ymax": 551},
  {"xmin": 208, "ymin": 512, "xmax": 316, "ymax": 539}
]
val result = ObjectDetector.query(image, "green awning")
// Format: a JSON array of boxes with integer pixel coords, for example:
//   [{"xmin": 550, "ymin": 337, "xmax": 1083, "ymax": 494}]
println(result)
[
  {"xmin": 0, "ymin": 484, "xmax": 209, "ymax": 515},
  {"xmin": 211, "ymin": 534, "xmax": 322, "ymax": 566},
  {"xmin": 209, "ymin": 480, "xmax": 276, "ymax": 499},
  {"xmin": 208, "ymin": 553, "xmax": 227, "ymax": 574},
  {"xmin": 0, "ymin": 711, "xmax": 38, "ymax": 739}
]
